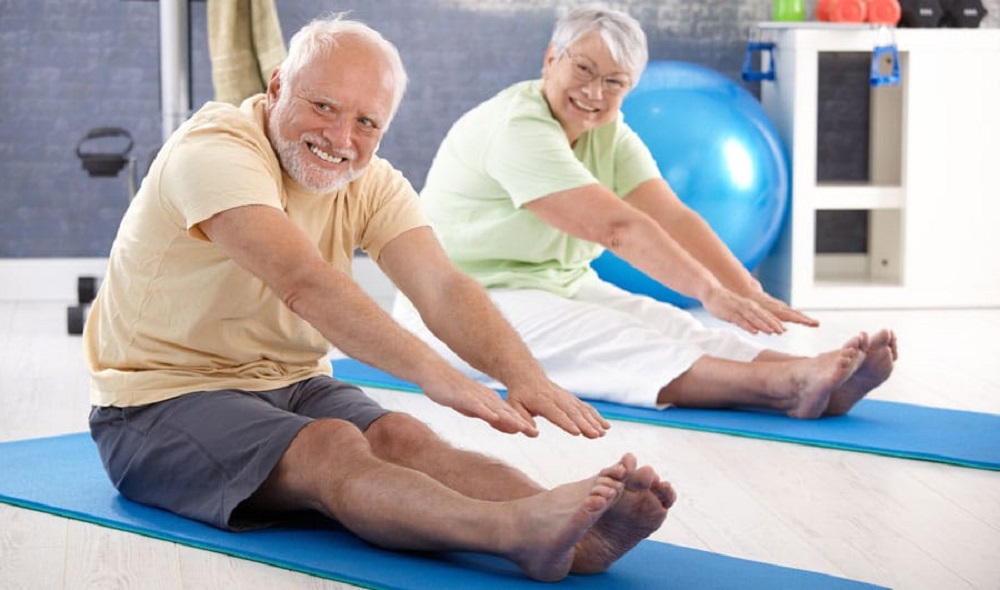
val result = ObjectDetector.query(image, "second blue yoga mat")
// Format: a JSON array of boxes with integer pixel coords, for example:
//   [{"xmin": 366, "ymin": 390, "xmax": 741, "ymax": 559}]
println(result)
[
  {"xmin": 331, "ymin": 358, "xmax": 1000, "ymax": 471},
  {"xmin": 0, "ymin": 433, "xmax": 886, "ymax": 589}
]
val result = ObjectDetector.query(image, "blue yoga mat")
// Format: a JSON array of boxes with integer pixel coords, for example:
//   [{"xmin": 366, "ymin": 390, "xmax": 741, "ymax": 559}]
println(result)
[
  {"xmin": 0, "ymin": 433, "xmax": 885, "ymax": 589},
  {"xmin": 332, "ymin": 358, "xmax": 1000, "ymax": 471}
]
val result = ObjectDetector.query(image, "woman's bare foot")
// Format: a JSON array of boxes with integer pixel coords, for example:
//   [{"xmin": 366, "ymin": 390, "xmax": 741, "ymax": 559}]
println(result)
[
  {"xmin": 503, "ymin": 455, "xmax": 630, "ymax": 581},
  {"xmin": 824, "ymin": 329, "xmax": 897, "ymax": 416},
  {"xmin": 572, "ymin": 462, "xmax": 676, "ymax": 574},
  {"xmin": 785, "ymin": 335, "xmax": 866, "ymax": 418}
]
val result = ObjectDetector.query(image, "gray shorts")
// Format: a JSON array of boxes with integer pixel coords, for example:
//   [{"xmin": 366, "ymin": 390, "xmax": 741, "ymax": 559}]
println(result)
[{"xmin": 89, "ymin": 375, "xmax": 389, "ymax": 531}]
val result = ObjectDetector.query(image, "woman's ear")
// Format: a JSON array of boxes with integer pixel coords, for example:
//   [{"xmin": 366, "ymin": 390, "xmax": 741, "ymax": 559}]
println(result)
[{"xmin": 541, "ymin": 45, "xmax": 557, "ymax": 77}]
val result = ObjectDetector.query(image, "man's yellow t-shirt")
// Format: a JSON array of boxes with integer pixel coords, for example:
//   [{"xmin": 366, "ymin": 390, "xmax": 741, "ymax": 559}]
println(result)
[{"xmin": 85, "ymin": 95, "xmax": 428, "ymax": 407}]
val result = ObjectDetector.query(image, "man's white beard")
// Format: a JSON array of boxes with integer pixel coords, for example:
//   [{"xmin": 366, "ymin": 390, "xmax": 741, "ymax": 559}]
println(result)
[{"xmin": 268, "ymin": 105, "xmax": 364, "ymax": 193}]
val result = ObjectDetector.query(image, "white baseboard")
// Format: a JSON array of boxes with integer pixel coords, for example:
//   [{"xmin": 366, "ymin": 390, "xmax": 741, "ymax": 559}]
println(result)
[
  {"xmin": 0, "ymin": 258, "xmax": 110, "ymax": 302},
  {"xmin": 0, "ymin": 257, "xmax": 398, "ymax": 308}
]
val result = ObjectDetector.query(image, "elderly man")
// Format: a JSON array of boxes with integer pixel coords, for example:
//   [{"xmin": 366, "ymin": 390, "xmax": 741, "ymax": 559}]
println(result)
[{"xmin": 85, "ymin": 15, "xmax": 672, "ymax": 582}]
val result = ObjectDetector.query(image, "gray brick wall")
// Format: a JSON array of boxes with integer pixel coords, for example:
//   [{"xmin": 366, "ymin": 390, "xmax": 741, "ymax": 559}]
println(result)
[{"xmin": 1, "ymin": 0, "xmax": 996, "ymax": 257}]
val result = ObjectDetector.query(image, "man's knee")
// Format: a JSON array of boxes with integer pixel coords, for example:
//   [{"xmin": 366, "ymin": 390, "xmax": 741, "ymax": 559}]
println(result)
[
  {"xmin": 281, "ymin": 418, "xmax": 377, "ymax": 478},
  {"xmin": 297, "ymin": 418, "xmax": 371, "ymax": 455},
  {"xmin": 244, "ymin": 418, "xmax": 374, "ymax": 515},
  {"xmin": 364, "ymin": 412, "xmax": 442, "ymax": 463}
]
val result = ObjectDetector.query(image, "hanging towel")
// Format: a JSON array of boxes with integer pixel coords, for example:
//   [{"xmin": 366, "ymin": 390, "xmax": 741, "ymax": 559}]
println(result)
[{"xmin": 207, "ymin": 0, "xmax": 286, "ymax": 105}]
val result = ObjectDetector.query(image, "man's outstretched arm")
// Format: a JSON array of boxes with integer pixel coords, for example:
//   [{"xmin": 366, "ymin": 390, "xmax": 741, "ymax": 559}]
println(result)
[
  {"xmin": 378, "ymin": 226, "xmax": 609, "ymax": 439},
  {"xmin": 199, "ymin": 204, "xmax": 540, "ymax": 436}
]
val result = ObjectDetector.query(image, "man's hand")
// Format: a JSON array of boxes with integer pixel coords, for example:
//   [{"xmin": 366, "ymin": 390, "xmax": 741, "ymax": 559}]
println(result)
[
  {"xmin": 418, "ymin": 369, "xmax": 541, "ymax": 436},
  {"xmin": 380, "ymin": 228, "xmax": 609, "ymax": 439},
  {"xmin": 419, "ymin": 369, "xmax": 609, "ymax": 439},
  {"xmin": 505, "ymin": 380, "xmax": 610, "ymax": 439}
]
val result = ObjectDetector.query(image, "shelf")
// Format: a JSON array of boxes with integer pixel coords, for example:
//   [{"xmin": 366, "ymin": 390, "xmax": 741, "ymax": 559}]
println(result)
[
  {"xmin": 756, "ymin": 27, "xmax": 1000, "ymax": 309},
  {"xmin": 755, "ymin": 23, "xmax": 1000, "ymax": 51},
  {"xmin": 809, "ymin": 184, "xmax": 903, "ymax": 210},
  {"xmin": 814, "ymin": 253, "xmax": 899, "ymax": 284}
]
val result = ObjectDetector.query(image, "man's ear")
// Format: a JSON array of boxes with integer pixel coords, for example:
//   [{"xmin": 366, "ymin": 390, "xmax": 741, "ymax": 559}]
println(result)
[{"xmin": 266, "ymin": 68, "xmax": 282, "ymax": 104}]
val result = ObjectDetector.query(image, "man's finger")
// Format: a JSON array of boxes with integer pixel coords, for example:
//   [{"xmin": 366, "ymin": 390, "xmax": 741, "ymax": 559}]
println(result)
[{"xmin": 561, "ymin": 399, "xmax": 607, "ymax": 438}]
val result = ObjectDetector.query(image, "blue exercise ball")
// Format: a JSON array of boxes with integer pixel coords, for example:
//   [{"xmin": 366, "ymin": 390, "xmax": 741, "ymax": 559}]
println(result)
[{"xmin": 591, "ymin": 60, "xmax": 789, "ymax": 308}]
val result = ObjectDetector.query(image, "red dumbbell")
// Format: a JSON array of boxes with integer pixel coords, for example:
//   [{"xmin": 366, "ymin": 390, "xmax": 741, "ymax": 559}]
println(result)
[
  {"xmin": 817, "ymin": 0, "xmax": 869, "ymax": 21},
  {"xmin": 867, "ymin": 0, "xmax": 903, "ymax": 23},
  {"xmin": 817, "ymin": 0, "xmax": 901, "ymax": 24}
]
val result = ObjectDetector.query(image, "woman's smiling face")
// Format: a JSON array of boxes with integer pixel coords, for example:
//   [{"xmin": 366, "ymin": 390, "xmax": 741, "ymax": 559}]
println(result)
[{"xmin": 540, "ymin": 31, "xmax": 633, "ymax": 145}]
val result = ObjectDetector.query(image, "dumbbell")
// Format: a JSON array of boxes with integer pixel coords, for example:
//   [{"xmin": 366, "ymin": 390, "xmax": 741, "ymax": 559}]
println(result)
[
  {"xmin": 817, "ymin": 0, "xmax": 868, "ymax": 22},
  {"xmin": 817, "ymin": 0, "xmax": 902, "ymax": 23},
  {"xmin": 939, "ymin": 0, "xmax": 988, "ymax": 27},
  {"xmin": 868, "ymin": 0, "xmax": 903, "ymax": 22},
  {"xmin": 67, "ymin": 276, "xmax": 100, "ymax": 335},
  {"xmin": 899, "ymin": 0, "xmax": 987, "ymax": 27},
  {"xmin": 898, "ymin": 0, "xmax": 945, "ymax": 25}
]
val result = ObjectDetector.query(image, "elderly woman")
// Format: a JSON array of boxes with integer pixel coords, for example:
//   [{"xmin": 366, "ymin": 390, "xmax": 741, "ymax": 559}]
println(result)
[{"xmin": 395, "ymin": 6, "xmax": 896, "ymax": 416}]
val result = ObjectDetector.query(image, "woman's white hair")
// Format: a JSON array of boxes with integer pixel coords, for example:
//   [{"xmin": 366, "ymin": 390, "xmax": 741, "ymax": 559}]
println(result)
[
  {"xmin": 278, "ymin": 13, "xmax": 408, "ymax": 124},
  {"xmin": 549, "ymin": 5, "xmax": 648, "ymax": 83}
]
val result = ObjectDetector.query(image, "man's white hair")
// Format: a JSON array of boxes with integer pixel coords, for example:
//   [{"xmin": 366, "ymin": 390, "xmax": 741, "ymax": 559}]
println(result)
[{"xmin": 278, "ymin": 13, "xmax": 408, "ymax": 125}]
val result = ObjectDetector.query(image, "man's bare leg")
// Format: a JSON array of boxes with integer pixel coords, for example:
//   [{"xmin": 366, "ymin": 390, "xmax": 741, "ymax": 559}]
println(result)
[
  {"xmin": 363, "ymin": 412, "xmax": 544, "ymax": 500},
  {"xmin": 244, "ymin": 418, "xmax": 628, "ymax": 582},
  {"xmin": 572, "ymin": 462, "xmax": 676, "ymax": 574},
  {"xmin": 659, "ymin": 335, "xmax": 866, "ymax": 418},
  {"xmin": 364, "ymin": 413, "xmax": 674, "ymax": 573}
]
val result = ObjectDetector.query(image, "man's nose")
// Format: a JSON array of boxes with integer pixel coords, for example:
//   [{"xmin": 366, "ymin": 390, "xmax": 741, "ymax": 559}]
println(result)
[{"xmin": 323, "ymin": 117, "xmax": 352, "ymax": 147}]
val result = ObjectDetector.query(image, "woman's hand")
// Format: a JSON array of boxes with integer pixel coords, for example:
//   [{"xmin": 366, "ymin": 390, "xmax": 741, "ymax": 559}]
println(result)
[
  {"xmin": 700, "ymin": 285, "xmax": 787, "ymax": 335},
  {"xmin": 746, "ymin": 290, "xmax": 820, "ymax": 327}
]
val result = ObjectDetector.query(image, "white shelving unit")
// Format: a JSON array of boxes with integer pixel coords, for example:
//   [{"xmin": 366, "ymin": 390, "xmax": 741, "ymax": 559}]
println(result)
[{"xmin": 755, "ymin": 24, "xmax": 1000, "ymax": 309}]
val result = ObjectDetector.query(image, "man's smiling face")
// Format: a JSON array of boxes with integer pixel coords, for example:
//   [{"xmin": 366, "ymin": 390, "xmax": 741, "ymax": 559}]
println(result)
[{"xmin": 265, "ymin": 35, "xmax": 395, "ymax": 193}]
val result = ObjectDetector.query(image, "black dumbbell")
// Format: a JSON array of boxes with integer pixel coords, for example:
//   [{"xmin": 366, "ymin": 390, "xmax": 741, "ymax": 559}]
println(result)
[
  {"xmin": 898, "ymin": 0, "xmax": 946, "ymax": 26},
  {"xmin": 78, "ymin": 276, "xmax": 98, "ymax": 305},
  {"xmin": 67, "ymin": 275, "xmax": 101, "ymax": 335},
  {"xmin": 939, "ymin": 0, "xmax": 988, "ymax": 27}
]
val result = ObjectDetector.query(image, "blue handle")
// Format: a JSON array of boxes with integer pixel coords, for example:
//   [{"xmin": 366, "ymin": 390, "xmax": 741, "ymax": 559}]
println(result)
[
  {"xmin": 742, "ymin": 41, "xmax": 776, "ymax": 82},
  {"xmin": 870, "ymin": 44, "xmax": 900, "ymax": 87}
]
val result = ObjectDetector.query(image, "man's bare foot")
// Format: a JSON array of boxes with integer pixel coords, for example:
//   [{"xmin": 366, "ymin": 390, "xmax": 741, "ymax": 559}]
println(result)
[
  {"xmin": 572, "ymin": 461, "xmax": 676, "ymax": 574},
  {"xmin": 503, "ymin": 455, "xmax": 630, "ymax": 581},
  {"xmin": 824, "ymin": 329, "xmax": 897, "ymax": 416},
  {"xmin": 786, "ymin": 335, "xmax": 866, "ymax": 419}
]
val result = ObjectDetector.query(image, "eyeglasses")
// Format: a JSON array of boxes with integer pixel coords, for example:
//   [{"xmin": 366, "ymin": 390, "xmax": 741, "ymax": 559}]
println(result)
[{"xmin": 563, "ymin": 51, "xmax": 632, "ymax": 96}]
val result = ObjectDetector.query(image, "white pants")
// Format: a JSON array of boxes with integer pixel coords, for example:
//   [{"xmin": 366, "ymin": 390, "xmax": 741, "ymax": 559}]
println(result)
[{"xmin": 392, "ymin": 277, "xmax": 764, "ymax": 408}]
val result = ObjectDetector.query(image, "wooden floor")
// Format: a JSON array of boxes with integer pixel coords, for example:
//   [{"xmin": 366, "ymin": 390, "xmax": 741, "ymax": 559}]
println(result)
[{"xmin": 2, "ymin": 280, "xmax": 999, "ymax": 589}]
